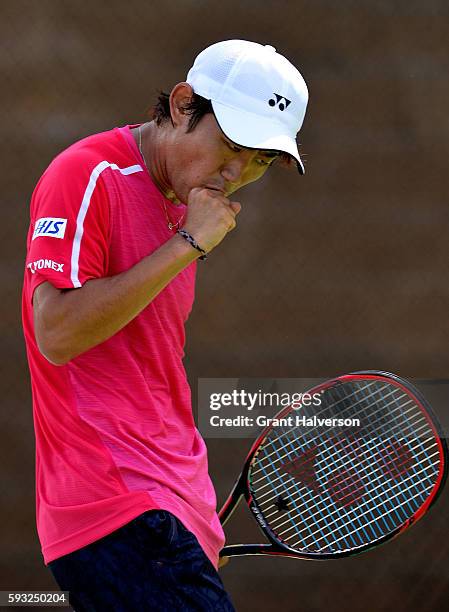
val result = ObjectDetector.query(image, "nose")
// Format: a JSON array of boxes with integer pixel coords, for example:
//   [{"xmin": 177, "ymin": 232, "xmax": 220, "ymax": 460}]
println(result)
[{"xmin": 220, "ymin": 151, "xmax": 253, "ymax": 184}]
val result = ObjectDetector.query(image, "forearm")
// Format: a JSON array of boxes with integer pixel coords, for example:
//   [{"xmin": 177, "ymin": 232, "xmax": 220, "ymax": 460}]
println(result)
[{"xmin": 34, "ymin": 234, "xmax": 199, "ymax": 364}]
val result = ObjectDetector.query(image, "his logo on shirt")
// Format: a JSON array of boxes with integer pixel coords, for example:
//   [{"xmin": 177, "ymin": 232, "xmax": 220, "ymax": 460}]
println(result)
[
  {"xmin": 27, "ymin": 259, "xmax": 64, "ymax": 274},
  {"xmin": 32, "ymin": 217, "xmax": 67, "ymax": 241}
]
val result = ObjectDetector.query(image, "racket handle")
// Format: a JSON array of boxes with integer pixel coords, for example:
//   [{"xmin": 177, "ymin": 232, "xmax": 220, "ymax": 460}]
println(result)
[
  {"xmin": 220, "ymin": 544, "xmax": 319, "ymax": 560},
  {"xmin": 220, "ymin": 544, "xmax": 274, "ymax": 557}
]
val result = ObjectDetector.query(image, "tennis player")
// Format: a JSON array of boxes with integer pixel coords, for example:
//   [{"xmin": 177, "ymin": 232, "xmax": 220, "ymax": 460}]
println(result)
[{"xmin": 22, "ymin": 40, "xmax": 308, "ymax": 611}]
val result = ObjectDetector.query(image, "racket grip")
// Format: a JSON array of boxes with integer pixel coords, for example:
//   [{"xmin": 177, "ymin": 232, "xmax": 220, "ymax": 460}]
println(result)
[{"xmin": 220, "ymin": 544, "xmax": 274, "ymax": 557}]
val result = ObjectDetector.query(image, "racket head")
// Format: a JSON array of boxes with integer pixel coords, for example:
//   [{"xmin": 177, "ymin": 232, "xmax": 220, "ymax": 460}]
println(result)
[{"xmin": 221, "ymin": 372, "xmax": 447, "ymax": 559}]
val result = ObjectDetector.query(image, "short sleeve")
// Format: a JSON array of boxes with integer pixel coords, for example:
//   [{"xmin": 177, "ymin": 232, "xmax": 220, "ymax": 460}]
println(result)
[{"xmin": 25, "ymin": 151, "xmax": 111, "ymax": 301}]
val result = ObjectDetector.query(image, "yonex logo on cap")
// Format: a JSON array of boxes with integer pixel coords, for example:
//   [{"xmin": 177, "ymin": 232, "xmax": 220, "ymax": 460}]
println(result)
[{"xmin": 268, "ymin": 93, "xmax": 292, "ymax": 111}]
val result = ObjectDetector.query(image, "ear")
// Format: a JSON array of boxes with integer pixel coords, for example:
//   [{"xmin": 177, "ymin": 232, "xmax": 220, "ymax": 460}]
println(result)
[{"xmin": 169, "ymin": 82, "xmax": 194, "ymax": 129}]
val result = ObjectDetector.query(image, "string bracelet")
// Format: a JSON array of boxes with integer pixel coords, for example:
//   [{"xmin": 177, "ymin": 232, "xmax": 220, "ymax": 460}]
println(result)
[{"xmin": 177, "ymin": 229, "xmax": 207, "ymax": 260}]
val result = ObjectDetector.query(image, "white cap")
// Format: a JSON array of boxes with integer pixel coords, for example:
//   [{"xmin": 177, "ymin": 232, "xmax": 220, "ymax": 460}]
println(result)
[{"xmin": 186, "ymin": 40, "xmax": 308, "ymax": 174}]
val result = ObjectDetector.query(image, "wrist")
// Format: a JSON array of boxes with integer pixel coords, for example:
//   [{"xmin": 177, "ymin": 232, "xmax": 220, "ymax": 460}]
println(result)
[
  {"xmin": 176, "ymin": 229, "xmax": 207, "ymax": 260},
  {"xmin": 168, "ymin": 232, "xmax": 203, "ymax": 263}
]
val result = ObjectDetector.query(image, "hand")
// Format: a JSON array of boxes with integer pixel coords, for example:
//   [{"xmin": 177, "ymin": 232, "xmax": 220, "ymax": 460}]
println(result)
[
  {"xmin": 218, "ymin": 555, "xmax": 230, "ymax": 569},
  {"xmin": 182, "ymin": 187, "xmax": 241, "ymax": 254}
]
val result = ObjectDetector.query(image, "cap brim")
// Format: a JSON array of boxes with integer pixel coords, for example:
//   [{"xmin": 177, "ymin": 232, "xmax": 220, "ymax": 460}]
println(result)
[{"xmin": 211, "ymin": 100, "xmax": 305, "ymax": 175}]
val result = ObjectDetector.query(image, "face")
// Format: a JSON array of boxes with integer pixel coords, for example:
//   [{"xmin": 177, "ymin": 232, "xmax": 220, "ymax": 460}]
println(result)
[{"xmin": 165, "ymin": 110, "xmax": 278, "ymax": 204}]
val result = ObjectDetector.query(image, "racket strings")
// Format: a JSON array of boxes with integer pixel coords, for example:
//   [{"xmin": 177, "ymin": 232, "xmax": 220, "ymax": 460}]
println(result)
[
  {"xmin": 258, "ymin": 382, "xmax": 413, "ymax": 459},
  {"xmin": 248, "ymin": 379, "xmax": 442, "ymax": 553},
  {"xmin": 271, "ymin": 417, "xmax": 437, "ymax": 549},
  {"xmin": 268, "ymin": 447, "xmax": 439, "ymax": 548},
  {"xmin": 253, "ymin": 412, "xmax": 432, "ymax": 502},
  {"xmin": 253, "ymin": 388, "xmax": 432, "ymax": 496},
  {"xmin": 260, "ymin": 426, "xmax": 435, "ymax": 522},
  {"xmin": 255, "ymin": 389, "xmax": 407, "ymax": 480},
  {"xmin": 315, "ymin": 467, "xmax": 438, "ymax": 550},
  {"xmin": 260, "ymin": 433, "xmax": 434, "ymax": 525},
  {"xmin": 262, "ymin": 388, "xmax": 438, "ymax": 544},
  {"xmin": 259, "ymin": 433, "xmax": 438, "ymax": 551},
  {"xmin": 252, "ymin": 390, "xmax": 430, "ymax": 489}
]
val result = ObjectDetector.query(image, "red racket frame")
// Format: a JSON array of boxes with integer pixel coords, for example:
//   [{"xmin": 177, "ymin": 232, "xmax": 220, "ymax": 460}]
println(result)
[{"xmin": 219, "ymin": 371, "xmax": 448, "ymax": 559}]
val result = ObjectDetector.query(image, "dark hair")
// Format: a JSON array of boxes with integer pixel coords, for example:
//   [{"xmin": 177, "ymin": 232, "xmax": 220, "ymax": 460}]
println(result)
[
  {"xmin": 150, "ymin": 90, "xmax": 299, "ymax": 169},
  {"xmin": 150, "ymin": 91, "xmax": 213, "ymax": 132}
]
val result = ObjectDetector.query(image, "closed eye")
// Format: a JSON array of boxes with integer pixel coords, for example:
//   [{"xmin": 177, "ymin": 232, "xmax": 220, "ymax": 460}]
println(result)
[
  {"xmin": 255, "ymin": 157, "xmax": 273, "ymax": 166},
  {"xmin": 223, "ymin": 138, "xmax": 277, "ymax": 167}
]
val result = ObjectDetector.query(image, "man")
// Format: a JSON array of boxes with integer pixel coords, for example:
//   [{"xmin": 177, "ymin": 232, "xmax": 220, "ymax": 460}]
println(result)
[{"xmin": 22, "ymin": 40, "xmax": 308, "ymax": 611}]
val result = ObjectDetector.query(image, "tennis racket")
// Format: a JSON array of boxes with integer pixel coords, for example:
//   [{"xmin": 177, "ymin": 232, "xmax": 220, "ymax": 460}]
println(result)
[{"xmin": 219, "ymin": 371, "xmax": 447, "ymax": 559}]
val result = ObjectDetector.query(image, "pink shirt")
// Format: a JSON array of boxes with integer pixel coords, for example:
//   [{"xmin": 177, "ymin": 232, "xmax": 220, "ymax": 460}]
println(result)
[{"xmin": 21, "ymin": 125, "xmax": 225, "ymax": 568}]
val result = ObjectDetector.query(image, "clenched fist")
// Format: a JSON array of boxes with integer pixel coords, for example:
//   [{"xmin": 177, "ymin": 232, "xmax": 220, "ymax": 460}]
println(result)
[{"xmin": 182, "ymin": 187, "xmax": 242, "ymax": 254}]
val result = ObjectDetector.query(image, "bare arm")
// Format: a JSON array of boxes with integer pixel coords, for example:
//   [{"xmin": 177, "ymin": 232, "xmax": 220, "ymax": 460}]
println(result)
[
  {"xmin": 34, "ymin": 234, "xmax": 199, "ymax": 364},
  {"xmin": 33, "ymin": 188, "xmax": 241, "ymax": 365}
]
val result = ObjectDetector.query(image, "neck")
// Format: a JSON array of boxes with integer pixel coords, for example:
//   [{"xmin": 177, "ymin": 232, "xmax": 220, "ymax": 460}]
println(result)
[{"xmin": 137, "ymin": 122, "xmax": 180, "ymax": 205}]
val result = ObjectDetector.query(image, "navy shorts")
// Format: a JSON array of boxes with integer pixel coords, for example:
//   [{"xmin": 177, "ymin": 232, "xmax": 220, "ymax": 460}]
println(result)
[{"xmin": 48, "ymin": 510, "xmax": 235, "ymax": 612}]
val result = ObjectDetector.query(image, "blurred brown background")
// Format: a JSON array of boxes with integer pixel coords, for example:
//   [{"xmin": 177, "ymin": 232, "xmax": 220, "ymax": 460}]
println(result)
[{"xmin": 1, "ymin": 0, "xmax": 449, "ymax": 610}]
